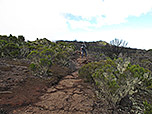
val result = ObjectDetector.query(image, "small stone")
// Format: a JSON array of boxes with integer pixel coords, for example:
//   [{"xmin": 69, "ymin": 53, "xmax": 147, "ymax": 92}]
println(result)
[
  {"xmin": 47, "ymin": 87, "xmax": 57, "ymax": 93},
  {"xmin": 64, "ymin": 75, "xmax": 73, "ymax": 79},
  {"xmin": 0, "ymin": 91, "xmax": 12, "ymax": 94}
]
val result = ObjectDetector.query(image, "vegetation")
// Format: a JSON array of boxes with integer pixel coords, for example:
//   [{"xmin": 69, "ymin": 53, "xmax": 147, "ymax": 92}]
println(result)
[
  {"xmin": 144, "ymin": 101, "xmax": 152, "ymax": 114},
  {"xmin": 1, "ymin": 34, "xmax": 152, "ymax": 113},
  {"xmin": 110, "ymin": 38, "xmax": 128, "ymax": 47},
  {"xmin": 0, "ymin": 35, "xmax": 75, "ymax": 77},
  {"xmin": 108, "ymin": 38, "xmax": 128, "ymax": 59},
  {"xmin": 79, "ymin": 57, "xmax": 152, "ymax": 113}
]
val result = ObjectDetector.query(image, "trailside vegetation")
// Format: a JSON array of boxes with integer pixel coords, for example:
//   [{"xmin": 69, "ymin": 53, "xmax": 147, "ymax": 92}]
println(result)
[
  {"xmin": 1, "ymin": 34, "xmax": 152, "ymax": 113},
  {"xmin": 79, "ymin": 57, "xmax": 152, "ymax": 113},
  {"xmin": 0, "ymin": 35, "xmax": 75, "ymax": 77}
]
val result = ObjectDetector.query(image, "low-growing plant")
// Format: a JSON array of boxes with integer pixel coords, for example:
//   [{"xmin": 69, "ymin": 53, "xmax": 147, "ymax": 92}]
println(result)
[
  {"xmin": 108, "ymin": 38, "xmax": 128, "ymax": 59},
  {"xmin": 79, "ymin": 57, "xmax": 152, "ymax": 113},
  {"xmin": 27, "ymin": 49, "xmax": 53, "ymax": 77},
  {"xmin": 144, "ymin": 101, "xmax": 152, "ymax": 114},
  {"xmin": 3, "ymin": 43, "xmax": 20, "ymax": 58},
  {"xmin": 26, "ymin": 40, "xmax": 75, "ymax": 77},
  {"xmin": 29, "ymin": 63, "xmax": 37, "ymax": 71}
]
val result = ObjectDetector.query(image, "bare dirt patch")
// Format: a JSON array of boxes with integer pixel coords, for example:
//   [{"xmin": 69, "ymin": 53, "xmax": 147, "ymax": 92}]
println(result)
[{"xmin": 0, "ymin": 57, "xmax": 110, "ymax": 114}]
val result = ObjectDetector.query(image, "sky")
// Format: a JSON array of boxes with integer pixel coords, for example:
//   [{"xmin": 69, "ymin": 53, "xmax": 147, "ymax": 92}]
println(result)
[{"xmin": 0, "ymin": 0, "xmax": 152, "ymax": 50}]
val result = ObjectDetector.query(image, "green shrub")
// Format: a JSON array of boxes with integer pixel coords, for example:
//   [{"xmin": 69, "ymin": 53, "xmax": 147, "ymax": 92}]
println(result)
[
  {"xmin": 26, "ymin": 42, "xmax": 74, "ymax": 77},
  {"xmin": 40, "ymin": 58, "xmax": 52, "ymax": 67},
  {"xmin": 108, "ymin": 38, "xmax": 128, "ymax": 59},
  {"xmin": 3, "ymin": 43, "xmax": 20, "ymax": 58},
  {"xmin": 27, "ymin": 50, "xmax": 39, "ymax": 59},
  {"xmin": 29, "ymin": 63, "xmax": 37, "ymax": 71},
  {"xmin": 27, "ymin": 50, "xmax": 53, "ymax": 77},
  {"xmin": 40, "ymin": 48, "xmax": 55, "ymax": 57},
  {"xmin": 18, "ymin": 35, "xmax": 25, "ymax": 43},
  {"xmin": 79, "ymin": 57, "xmax": 152, "ymax": 106},
  {"xmin": 144, "ymin": 101, "xmax": 152, "ymax": 114},
  {"xmin": 9, "ymin": 35, "xmax": 18, "ymax": 43},
  {"xmin": 0, "ymin": 40, "xmax": 8, "ymax": 57}
]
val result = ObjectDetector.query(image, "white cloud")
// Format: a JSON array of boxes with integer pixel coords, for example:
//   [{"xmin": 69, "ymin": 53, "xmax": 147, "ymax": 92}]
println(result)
[
  {"xmin": 0, "ymin": 0, "xmax": 152, "ymax": 49},
  {"xmin": 64, "ymin": 0, "xmax": 152, "ymax": 29},
  {"xmin": 0, "ymin": 0, "xmax": 152, "ymax": 31},
  {"xmin": 0, "ymin": 0, "xmax": 68, "ymax": 40}
]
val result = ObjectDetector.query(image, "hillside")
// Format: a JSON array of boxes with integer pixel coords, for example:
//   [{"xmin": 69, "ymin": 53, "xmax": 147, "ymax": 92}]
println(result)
[{"xmin": 0, "ymin": 35, "xmax": 152, "ymax": 114}]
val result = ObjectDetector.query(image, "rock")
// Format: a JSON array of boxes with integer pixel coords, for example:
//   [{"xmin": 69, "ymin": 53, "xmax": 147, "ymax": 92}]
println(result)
[
  {"xmin": 47, "ymin": 87, "xmax": 57, "ymax": 93},
  {"xmin": 64, "ymin": 75, "xmax": 74, "ymax": 79},
  {"xmin": 0, "ymin": 91, "xmax": 12, "ymax": 94}
]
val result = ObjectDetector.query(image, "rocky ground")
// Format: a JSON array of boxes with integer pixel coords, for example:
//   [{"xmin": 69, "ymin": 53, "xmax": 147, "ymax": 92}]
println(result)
[
  {"xmin": 12, "ymin": 71, "xmax": 100, "ymax": 114},
  {"xmin": 0, "ymin": 59, "xmax": 48, "ymax": 114},
  {"xmin": 0, "ymin": 57, "xmax": 111, "ymax": 114}
]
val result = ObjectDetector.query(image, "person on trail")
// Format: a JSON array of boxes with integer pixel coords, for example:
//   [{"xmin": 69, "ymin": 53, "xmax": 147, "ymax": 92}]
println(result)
[{"xmin": 80, "ymin": 43, "xmax": 87, "ymax": 58}]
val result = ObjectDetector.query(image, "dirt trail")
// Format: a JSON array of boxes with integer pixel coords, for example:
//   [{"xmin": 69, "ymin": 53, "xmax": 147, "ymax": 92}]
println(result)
[{"xmin": 12, "ymin": 57, "xmax": 103, "ymax": 114}]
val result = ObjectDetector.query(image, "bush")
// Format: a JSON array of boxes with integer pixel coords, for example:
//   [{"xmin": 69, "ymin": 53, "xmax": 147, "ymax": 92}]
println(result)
[
  {"xmin": 0, "ymin": 40, "xmax": 8, "ymax": 57},
  {"xmin": 29, "ymin": 63, "xmax": 37, "ymax": 71},
  {"xmin": 79, "ymin": 57, "xmax": 152, "ymax": 112},
  {"xmin": 110, "ymin": 38, "xmax": 128, "ymax": 47},
  {"xmin": 18, "ymin": 35, "xmax": 25, "ymax": 43},
  {"xmin": 144, "ymin": 101, "xmax": 152, "ymax": 114},
  {"xmin": 108, "ymin": 38, "xmax": 128, "ymax": 59},
  {"xmin": 27, "ymin": 49, "xmax": 53, "ymax": 77},
  {"xmin": 3, "ymin": 43, "xmax": 20, "ymax": 58}
]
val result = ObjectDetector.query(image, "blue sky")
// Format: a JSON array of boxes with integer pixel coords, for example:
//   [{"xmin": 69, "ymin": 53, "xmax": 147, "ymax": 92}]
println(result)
[{"xmin": 0, "ymin": 0, "xmax": 152, "ymax": 49}]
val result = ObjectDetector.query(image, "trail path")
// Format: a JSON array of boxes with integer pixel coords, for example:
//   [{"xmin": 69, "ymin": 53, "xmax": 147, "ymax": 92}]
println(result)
[{"xmin": 13, "ymin": 57, "xmax": 102, "ymax": 114}]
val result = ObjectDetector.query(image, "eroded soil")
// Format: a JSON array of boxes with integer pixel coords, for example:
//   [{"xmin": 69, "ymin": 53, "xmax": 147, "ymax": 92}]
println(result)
[{"xmin": 0, "ymin": 58, "xmax": 110, "ymax": 114}]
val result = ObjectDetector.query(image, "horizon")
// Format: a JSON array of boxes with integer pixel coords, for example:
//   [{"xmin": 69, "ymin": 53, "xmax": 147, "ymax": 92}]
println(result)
[{"xmin": 0, "ymin": 0, "xmax": 152, "ymax": 50}]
